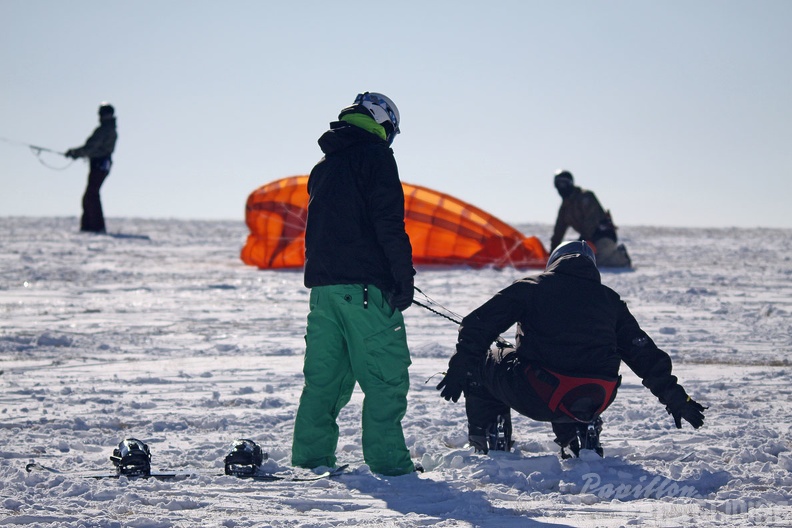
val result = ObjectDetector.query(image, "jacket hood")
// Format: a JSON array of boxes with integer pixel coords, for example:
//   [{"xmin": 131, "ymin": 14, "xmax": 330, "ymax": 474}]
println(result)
[
  {"xmin": 317, "ymin": 120, "xmax": 385, "ymax": 156},
  {"xmin": 545, "ymin": 254, "xmax": 601, "ymax": 283}
]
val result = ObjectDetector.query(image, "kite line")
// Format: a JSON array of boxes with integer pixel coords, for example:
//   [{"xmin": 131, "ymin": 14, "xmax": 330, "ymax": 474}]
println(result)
[{"xmin": 0, "ymin": 136, "xmax": 75, "ymax": 171}]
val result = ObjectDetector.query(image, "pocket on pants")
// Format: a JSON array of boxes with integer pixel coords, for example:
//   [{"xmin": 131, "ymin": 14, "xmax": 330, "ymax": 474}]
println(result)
[{"xmin": 363, "ymin": 323, "xmax": 411, "ymax": 386}]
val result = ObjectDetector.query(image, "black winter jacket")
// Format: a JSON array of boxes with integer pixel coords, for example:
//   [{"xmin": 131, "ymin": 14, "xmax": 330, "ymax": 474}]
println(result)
[
  {"xmin": 456, "ymin": 255, "xmax": 685, "ymax": 404},
  {"xmin": 69, "ymin": 118, "xmax": 117, "ymax": 161},
  {"xmin": 304, "ymin": 121, "xmax": 413, "ymax": 293}
]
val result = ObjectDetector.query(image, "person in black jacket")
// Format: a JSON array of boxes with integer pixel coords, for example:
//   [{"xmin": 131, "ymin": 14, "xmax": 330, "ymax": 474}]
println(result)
[
  {"xmin": 436, "ymin": 241, "xmax": 706, "ymax": 457},
  {"xmin": 292, "ymin": 92, "xmax": 417, "ymax": 476},
  {"xmin": 65, "ymin": 103, "xmax": 118, "ymax": 233}
]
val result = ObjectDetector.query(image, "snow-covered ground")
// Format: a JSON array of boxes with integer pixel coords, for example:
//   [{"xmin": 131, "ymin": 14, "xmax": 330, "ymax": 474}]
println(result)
[{"xmin": 1, "ymin": 217, "xmax": 791, "ymax": 527}]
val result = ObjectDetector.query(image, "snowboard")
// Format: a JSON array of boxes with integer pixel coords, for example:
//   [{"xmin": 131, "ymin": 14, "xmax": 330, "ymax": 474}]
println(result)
[{"xmin": 25, "ymin": 461, "xmax": 349, "ymax": 482}]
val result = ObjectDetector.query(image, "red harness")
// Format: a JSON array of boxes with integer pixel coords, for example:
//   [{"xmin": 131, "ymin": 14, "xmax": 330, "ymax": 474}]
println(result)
[{"xmin": 524, "ymin": 365, "xmax": 620, "ymax": 423}]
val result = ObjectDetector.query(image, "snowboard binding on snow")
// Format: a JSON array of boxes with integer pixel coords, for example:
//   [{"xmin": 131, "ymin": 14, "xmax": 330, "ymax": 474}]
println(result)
[
  {"xmin": 554, "ymin": 417, "xmax": 604, "ymax": 459},
  {"xmin": 223, "ymin": 438, "xmax": 267, "ymax": 477},
  {"xmin": 110, "ymin": 438, "xmax": 152, "ymax": 477},
  {"xmin": 489, "ymin": 415, "xmax": 513, "ymax": 452},
  {"xmin": 28, "ymin": 437, "xmax": 350, "ymax": 482}
]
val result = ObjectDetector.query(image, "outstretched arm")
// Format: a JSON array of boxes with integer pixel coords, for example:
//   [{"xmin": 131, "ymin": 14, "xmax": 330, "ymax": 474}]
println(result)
[
  {"xmin": 616, "ymin": 301, "xmax": 706, "ymax": 428},
  {"xmin": 438, "ymin": 283, "xmax": 526, "ymax": 402},
  {"xmin": 66, "ymin": 125, "xmax": 116, "ymax": 159}
]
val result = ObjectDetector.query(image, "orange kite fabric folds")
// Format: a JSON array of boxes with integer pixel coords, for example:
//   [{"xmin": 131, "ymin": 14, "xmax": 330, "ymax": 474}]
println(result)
[{"xmin": 241, "ymin": 176, "xmax": 548, "ymax": 270}]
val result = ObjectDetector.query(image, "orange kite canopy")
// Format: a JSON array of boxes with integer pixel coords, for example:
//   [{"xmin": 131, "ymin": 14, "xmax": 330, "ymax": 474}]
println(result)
[{"xmin": 241, "ymin": 176, "xmax": 549, "ymax": 270}]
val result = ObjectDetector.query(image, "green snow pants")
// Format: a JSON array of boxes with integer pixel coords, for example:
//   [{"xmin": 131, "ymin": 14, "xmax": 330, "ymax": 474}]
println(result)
[{"xmin": 291, "ymin": 284, "xmax": 414, "ymax": 476}]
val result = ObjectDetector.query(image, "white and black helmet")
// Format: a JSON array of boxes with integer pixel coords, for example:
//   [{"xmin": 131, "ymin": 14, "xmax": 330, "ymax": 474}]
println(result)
[
  {"xmin": 546, "ymin": 240, "xmax": 596, "ymax": 270},
  {"xmin": 343, "ymin": 92, "xmax": 400, "ymax": 145}
]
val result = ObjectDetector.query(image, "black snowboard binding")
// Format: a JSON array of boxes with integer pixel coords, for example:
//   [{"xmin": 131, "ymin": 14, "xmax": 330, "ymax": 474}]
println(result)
[
  {"xmin": 554, "ymin": 417, "xmax": 604, "ymax": 459},
  {"xmin": 110, "ymin": 438, "xmax": 152, "ymax": 477},
  {"xmin": 224, "ymin": 438, "xmax": 266, "ymax": 477},
  {"xmin": 469, "ymin": 415, "xmax": 514, "ymax": 454}
]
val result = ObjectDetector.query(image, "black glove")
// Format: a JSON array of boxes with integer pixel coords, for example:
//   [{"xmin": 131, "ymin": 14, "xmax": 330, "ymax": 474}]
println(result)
[
  {"xmin": 64, "ymin": 149, "xmax": 77, "ymax": 159},
  {"xmin": 436, "ymin": 353, "xmax": 476, "ymax": 403},
  {"xmin": 664, "ymin": 389, "xmax": 707, "ymax": 429},
  {"xmin": 387, "ymin": 276, "xmax": 414, "ymax": 312}
]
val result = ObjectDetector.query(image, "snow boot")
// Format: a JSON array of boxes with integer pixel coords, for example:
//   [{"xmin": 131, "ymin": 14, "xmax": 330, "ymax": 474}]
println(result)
[
  {"xmin": 617, "ymin": 244, "xmax": 632, "ymax": 268},
  {"xmin": 468, "ymin": 430, "xmax": 489, "ymax": 454},
  {"xmin": 553, "ymin": 417, "xmax": 603, "ymax": 459},
  {"xmin": 469, "ymin": 415, "xmax": 513, "ymax": 454},
  {"xmin": 553, "ymin": 424, "xmax": 580, "ymax": 459},
  {"xmin": 580, "ymin": 417, "xmax": 604, "ymax": 457}
]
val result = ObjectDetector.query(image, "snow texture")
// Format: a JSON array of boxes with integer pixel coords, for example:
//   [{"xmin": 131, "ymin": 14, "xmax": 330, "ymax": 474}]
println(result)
[{"xmin": 1, "ymin": 217, "xmax": 791, "ymax": 527}]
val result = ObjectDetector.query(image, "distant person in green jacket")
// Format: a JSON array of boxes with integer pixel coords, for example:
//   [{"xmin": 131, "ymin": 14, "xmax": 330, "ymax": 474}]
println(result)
[
  {"xmin": 550, "ymin": 170, "xmax": 631, "ymax": 268},
  {"xmin": 65, "ymin": 103, "xmax": 118, "ymax": 233}
]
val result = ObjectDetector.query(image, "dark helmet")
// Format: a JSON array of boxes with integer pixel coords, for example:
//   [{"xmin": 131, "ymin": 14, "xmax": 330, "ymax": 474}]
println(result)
[
  {"xmin": 339, "ymin": 92, "xmax": 400, "ymax": 145},
  {"xmin": 554, "ymin": 169, "xmax": 573, "ymax": 184},
  {"xmin": 553, "ymin": 169, "xmax": 575, "ymax": 197},
  {"xmin": 98, "ymin": 102, "xmax": 115, "ymax": 118},
  {"xmin": 546, "ymin": 240, "xmax": 596, "ymax": 270}
]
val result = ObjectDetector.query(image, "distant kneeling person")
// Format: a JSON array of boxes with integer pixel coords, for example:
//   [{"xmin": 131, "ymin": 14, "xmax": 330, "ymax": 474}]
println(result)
[
  {"xmin": 436, "ymin": 241, "xmax": 706, "ymax": 458},
  {"xmin": 551, "ymin": 170, "xmax": 631, "ymax": 268}
]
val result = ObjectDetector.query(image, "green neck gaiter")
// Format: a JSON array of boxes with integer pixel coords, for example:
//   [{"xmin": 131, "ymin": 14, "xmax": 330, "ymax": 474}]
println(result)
[{"xmin": 340, "ymin": 113, "xmax": 387, "ymax": 141}]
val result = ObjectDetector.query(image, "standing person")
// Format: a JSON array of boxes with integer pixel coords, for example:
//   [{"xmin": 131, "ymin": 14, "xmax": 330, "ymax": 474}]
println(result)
[
  {"xmin": 65, "ymin": 103, "xmax": 117, "ymax": 233},
  {"xmin": 436, "ymin": 241, "xmax": 706, "ymax": 458},
  {"xmin": 291, "ymin": 92, "xmax": 417, "ymax": 476},
  {"xmin": 550, "ymin": 170, "xmax": 631, "ymax": 268}
]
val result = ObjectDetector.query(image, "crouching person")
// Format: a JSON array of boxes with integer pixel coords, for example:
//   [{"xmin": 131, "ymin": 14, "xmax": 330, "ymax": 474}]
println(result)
[{"xmin": 436, "ymin": 241, "xmax": 706, "ymax": 457}]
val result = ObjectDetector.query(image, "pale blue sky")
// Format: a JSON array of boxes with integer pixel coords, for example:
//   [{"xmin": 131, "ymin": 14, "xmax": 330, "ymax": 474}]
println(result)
[{"xmin": 2, "ymin": 0, "xmax": 790, "ymax": 228}]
